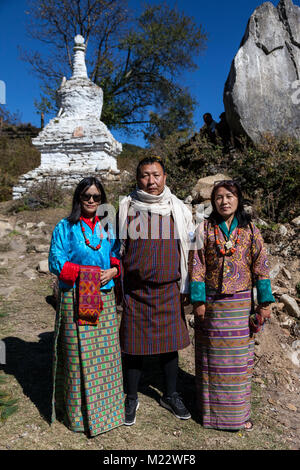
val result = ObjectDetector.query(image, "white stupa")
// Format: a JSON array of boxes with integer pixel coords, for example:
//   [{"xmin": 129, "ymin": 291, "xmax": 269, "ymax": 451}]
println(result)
[{"xmin": 13, "ymin": 35, "xmax": 122, "ymax": 199}]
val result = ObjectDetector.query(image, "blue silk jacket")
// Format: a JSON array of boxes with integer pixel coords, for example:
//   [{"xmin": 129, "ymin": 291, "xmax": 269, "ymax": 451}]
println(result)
[{"xmin": 48, "ymin": 217, "xmax": 120, "ymax": 291}]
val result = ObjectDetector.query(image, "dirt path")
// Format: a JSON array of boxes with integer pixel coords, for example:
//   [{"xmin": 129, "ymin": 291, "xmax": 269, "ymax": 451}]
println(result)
[{"xmin": 0, "ymin": 205, "xmax": 299, "ymax": 450}]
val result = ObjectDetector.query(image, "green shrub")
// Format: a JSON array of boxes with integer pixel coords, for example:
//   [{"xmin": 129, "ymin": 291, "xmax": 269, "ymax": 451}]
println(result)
[
  {"xmin": 27, "ymin": 179, "xmax": 65, "ymax": 209},
  {"xmin": 1, "ymin": 127, "xmax": 299, "ymax": 224},
  {"xmin": 151, "ymin": 131, "xmax": 225, "ymax": 200},
  {"xmin": 0, "ymin": 375, "xmax": 18, "ymax": 423},
  {"xmin": 0, "ymin": 136, "xmax": 40, "ymax": 201},
  {"xmin": 229, "ymin": 136, "xmax": 300, "ymax": 222},
  {"xmin": 0, "ymin": 301, "xmax": 18, "ymax": 423},
  {"xmin": 112, "ymin": 143, "xmax": 150, "ymax": 204},
  {"xmin": 7, "ymin": 179, "xmax": 66, "ymax": 213},
  {"xmin": 151, "ymin": 132, "xmax": 300, "ymax": 223}
]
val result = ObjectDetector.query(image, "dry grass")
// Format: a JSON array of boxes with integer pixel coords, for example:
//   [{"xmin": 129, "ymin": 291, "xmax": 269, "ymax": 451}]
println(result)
[
  {"xmin": 0, "ymin": 273, "xmax": 291, "ymax": 450},
  {"xmin": 0, "ymin": 204, "xmax": 298, "ymax": 451}
]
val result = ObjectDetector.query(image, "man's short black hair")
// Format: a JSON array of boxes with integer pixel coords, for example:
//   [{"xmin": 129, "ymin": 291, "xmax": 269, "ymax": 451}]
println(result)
[{"xmin": 136, "ymin": 156, "xmax": 166, "ymax": 179}]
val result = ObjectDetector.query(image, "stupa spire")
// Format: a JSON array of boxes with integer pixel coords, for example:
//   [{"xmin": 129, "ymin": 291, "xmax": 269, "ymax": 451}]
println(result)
[{"xmin": 72, "ymin": 35, "xmax": 88, "ymax": 79}]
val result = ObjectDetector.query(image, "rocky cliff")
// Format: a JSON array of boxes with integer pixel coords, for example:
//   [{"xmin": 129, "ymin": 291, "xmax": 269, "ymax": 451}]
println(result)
[{"xmin": 224, "ymin": 0, "xmax": 300, "ymax": 143}]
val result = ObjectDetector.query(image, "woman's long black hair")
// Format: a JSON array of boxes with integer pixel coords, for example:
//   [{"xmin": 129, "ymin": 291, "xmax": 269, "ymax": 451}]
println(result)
[
  {"xmin": 209, "ymin": 180, "xmax": 251, "ymax": 228},
  {"xmin": 67, "ymin": 176, "xmax": 107, "ymax": 225}
]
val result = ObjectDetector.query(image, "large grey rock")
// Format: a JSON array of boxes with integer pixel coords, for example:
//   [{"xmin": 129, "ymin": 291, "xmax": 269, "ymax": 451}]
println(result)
[
  {"xmin": 269, "ymin": 262, "xmax": 283, "ymax": 280},
  {"xmin": 34, "ymin": 244, "xmax": 50, "ymax": 253},
  {"xmin": 291, "ymin": 215, "xmax": 300, "ymax": 226},
  {"xmin": 23, "ymin": 269, "xmax": 38, "ymax": 280},
  {"xmin": 281, "ymin": 294, "xmax": 300, "ymax": 318},
  {"xmin": 191, "ymin": 173, "xmax": 231, "ymax": 202},
  {"xmin": 278, "ymin": 224, "xmax": 288, "ymax": 236},
  {"xmin": 0, "ymin": 220, "xmax": 13, "ymax": 238},
  {"xmin": 224, "ymin": 0, "xmax": 300, "ymax": 144},
  {"xmin": 37, "ymin": 260, "xmax": 49, "ymax": 274},
  {"xmin": 287, "ymin": 340, "xmax": 300, "ymax": 367}
]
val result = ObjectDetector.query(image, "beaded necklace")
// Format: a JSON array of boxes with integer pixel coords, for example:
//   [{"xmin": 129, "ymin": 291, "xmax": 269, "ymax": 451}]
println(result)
[
  {"xmin": 214, "ymin": 225, "xmax": 241, "ymax": 256},
  {"xmin": 80, "ymin": 218, "xmax": 103, "ymax": 251}
]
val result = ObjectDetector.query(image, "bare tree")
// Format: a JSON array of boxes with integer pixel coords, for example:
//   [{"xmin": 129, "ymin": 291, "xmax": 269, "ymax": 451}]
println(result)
[{"xmin": 21, "ymin": 0, "xmax": 207, "ymax": 136}]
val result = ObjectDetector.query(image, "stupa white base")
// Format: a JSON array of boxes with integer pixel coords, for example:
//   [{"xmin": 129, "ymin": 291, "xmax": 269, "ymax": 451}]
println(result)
[
  {"xmin": 12, "ymin": 35, "xmax": 122, "ymax": 200},
  {"xmin": 12, "ymin": 167, "xmax": 121, "ymax": 200}
]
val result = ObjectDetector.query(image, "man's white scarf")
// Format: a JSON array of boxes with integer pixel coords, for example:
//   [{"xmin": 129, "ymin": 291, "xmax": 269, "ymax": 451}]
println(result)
[{"xmin": 119, "ymin": 186, "xmax": 194, "ymax": 293}]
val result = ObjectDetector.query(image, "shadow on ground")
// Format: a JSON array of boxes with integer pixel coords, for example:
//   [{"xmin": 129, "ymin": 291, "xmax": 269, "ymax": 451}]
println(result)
[
  {"xmin": 0, "ymin": 331, "xmax": 54, "ymax": 423},
  {"xmin": 1, "ymin": 298, "xmax": 198, "ymax": 427},
  {"xmin": 122, "ymin": 354, "xmax": 198, "ymax": 420}
]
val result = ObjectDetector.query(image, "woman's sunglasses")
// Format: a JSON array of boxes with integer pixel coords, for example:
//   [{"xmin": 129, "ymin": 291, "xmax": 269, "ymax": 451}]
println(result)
[{"xmin": 80, "ymin": 192, "xmax": 102, "ymax": 203}]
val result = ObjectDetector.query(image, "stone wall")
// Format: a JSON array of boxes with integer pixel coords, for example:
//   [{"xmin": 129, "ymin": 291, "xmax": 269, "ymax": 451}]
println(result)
[{"xmin": 12, "ymin": 167, "xmax": 120, "ymax": 200}]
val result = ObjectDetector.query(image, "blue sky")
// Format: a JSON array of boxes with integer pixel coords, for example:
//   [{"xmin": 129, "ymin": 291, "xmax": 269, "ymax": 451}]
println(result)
[{"xmin": 0, "ymin": 0, "xmax": 298, "ymax": 147}]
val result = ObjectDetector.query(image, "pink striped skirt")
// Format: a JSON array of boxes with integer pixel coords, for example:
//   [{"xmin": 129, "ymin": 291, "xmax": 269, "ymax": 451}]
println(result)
[{"xmin": 195, "ymin": 290, "xmax": 254, "ymax": 430}]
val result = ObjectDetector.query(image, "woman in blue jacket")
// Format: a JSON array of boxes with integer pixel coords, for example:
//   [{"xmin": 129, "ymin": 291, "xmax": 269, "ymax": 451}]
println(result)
[{"xmin": 49, "ymin": 176, "xmax": 124, "ymax": 437}]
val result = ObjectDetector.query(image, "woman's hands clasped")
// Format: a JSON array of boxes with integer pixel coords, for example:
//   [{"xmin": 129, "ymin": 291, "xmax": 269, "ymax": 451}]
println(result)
[
  {"xmin": 193, "ymin": 302, "xmax": 206, "ymax": 321},
  {"xmin": 256, "ymin": 304, "xmax": 271, "ymax": 320}
]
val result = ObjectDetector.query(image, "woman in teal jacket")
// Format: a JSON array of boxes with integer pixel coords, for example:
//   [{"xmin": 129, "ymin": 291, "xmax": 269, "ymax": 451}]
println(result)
[{"xmin": 190, "ymin": 180, "xmax": 274, "ymax": 432}]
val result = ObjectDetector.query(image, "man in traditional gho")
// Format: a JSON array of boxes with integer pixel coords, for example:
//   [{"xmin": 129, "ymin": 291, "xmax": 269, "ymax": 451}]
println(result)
[{"xmin": 118, "ymin": 156, "xmax": 194, "ymax": 426}]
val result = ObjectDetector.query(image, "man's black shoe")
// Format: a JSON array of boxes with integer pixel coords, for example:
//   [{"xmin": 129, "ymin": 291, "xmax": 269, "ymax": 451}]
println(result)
[
  {"xmin": 160, "ymin": 392, "xmax": 191, "ymax": 420},
  {"xmin": 124, "ymin": 397, "xmax": 139, "ymax": 426}
]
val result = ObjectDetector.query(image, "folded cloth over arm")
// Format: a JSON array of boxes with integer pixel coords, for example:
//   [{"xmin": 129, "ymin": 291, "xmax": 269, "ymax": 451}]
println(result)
[
  {"xmin": 110, "ymin": 256, "xmax": 121, "ymax": 277},
  {"xmin": 59, "ymin": 261, "xmax": 80, "ymax": 286}
]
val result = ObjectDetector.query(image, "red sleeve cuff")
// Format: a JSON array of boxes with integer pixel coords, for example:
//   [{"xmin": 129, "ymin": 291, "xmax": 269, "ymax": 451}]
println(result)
[
  {"xmin": 110, "ymin": 257, "xmax": 121, "ymax": 278},
  {"xmin": 59, "ymin": 262, "xmax": 80, "ymax": 286}
]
